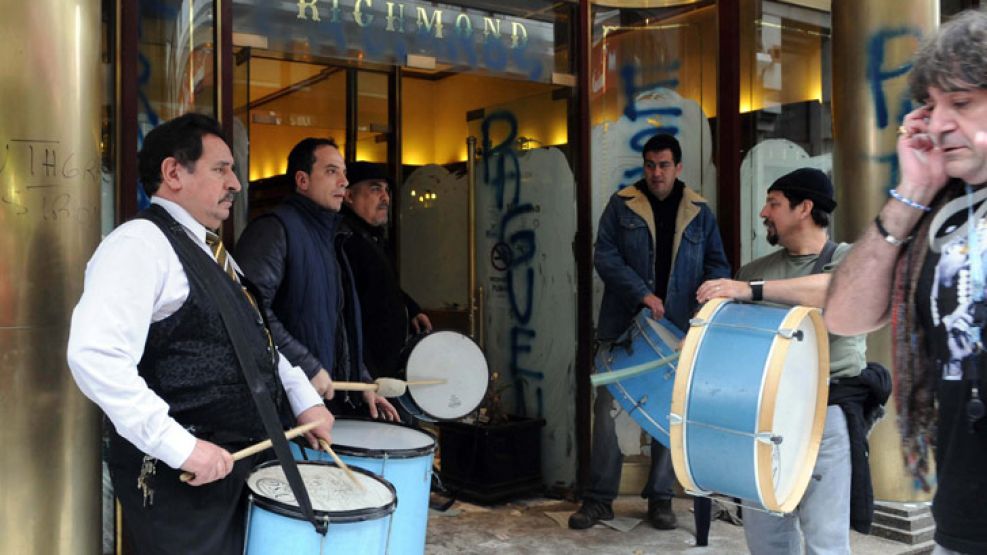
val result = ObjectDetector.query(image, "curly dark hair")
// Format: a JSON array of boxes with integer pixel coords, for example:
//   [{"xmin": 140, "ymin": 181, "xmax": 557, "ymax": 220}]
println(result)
[{"xmin": 909, "ymin": 10, "xmax": 987, "ymax": 103}]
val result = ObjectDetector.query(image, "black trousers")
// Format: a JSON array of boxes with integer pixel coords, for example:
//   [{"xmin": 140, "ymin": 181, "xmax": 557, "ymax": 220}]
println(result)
[{"xmin": 108, "ymin": 433, "xmax": 269, "ymax": 555}]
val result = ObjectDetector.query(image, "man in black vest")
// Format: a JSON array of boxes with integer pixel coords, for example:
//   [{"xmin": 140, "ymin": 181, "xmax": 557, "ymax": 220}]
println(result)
[
  {"xmin": 236, "ymin": 139, "xmax": 399, "ymax": 421},
  {"xmin": 338, "ymin": 161, "xmax": 432, "ymax": 382},
  {"xmin": 67, "ymin": 114, "xmax": 334, "ymax": 554}
]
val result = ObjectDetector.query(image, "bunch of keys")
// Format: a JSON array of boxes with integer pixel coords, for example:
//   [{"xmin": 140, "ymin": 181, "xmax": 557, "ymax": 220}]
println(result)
[{"xmin": 137, "ymin": 455, "xmax": 157, "ymax": 507}]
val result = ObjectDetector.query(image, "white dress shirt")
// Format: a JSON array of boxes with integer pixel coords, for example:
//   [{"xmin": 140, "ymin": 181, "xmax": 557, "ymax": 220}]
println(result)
[{"xmin": 67, "ymin": 197, "xmax": 322, "ymax": 469}]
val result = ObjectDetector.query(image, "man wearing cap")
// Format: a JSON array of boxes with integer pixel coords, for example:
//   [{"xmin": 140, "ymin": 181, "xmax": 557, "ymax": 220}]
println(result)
[
  {"xmin": 338, "ymin": 161, "xmax": 432, "ymax": 382},
  {"xmin": 235, "ymin": 139, "xmax": 399, "ymax": 421},
  {"xmin": 696, "ymin": 167, "xmax": 870, "ymax": 554}
]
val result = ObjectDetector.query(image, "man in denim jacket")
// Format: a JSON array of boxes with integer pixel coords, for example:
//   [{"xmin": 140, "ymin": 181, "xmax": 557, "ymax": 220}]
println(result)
[{"xmin": 570, "ymin": 134, "xmax": 730, "ymax": 530}]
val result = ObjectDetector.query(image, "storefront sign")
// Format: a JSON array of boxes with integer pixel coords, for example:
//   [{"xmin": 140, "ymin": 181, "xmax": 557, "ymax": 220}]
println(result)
[{"xmin": 233, "ymin": 0, "xmax": 554, "ymax": 81}]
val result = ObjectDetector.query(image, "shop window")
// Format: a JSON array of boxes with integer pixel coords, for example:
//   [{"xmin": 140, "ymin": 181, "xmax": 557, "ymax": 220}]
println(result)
[{"xmin": 589, "ymin": 0, "xmax": 719, "ymax": 313}]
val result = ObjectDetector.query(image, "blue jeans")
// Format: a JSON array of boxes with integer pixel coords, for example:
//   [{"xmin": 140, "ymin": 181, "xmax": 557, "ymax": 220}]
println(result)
[
  {"xmin": 583, "ymin": 386, "xmax": 675, "ymax": 503},
  {"xmin": 743, "ymin": 406, "xmax": 851, "ymax": 555}
]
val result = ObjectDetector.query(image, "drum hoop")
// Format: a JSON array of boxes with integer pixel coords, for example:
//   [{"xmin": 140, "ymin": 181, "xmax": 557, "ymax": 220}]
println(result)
[
  {"xmin": 404, "ymin": 331, "xmax": 489, "ymax": 421},
  {"xmin": 329, "ymin": 417, "xmax": 437, "ymax": 459},
  {"xmin": 754, "ymin": 306, "xmax": 829, "ymax": 513},
  {"xmin": 670, "ymin": 297, "xmax": 727, "ymax": 493},
  {"xmin": 248, "ymin": 460, "xmax": 397, "ymax": 522}
]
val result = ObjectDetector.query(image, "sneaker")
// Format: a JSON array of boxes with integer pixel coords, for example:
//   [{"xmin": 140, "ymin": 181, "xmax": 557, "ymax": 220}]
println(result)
[
  {"xmin": 648, "ymin": 498, "xmax": 677, "ymax": 530},
  {"xmin": 568, "ymin": 500, "xmax": 614, "ymax": 530}
]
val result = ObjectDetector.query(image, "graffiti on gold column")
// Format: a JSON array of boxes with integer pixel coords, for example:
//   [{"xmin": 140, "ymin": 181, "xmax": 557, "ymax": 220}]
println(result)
[
  {"xmin": 867, "ymin": 27, "xmax": 922, "ymax": 189},
  {"xmin": 0, "ymin": 138, "xmax": 99, "ymax": 223}
]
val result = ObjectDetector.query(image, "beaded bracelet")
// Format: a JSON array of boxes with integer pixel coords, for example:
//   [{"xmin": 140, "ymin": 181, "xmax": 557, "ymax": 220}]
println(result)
[
  {"xmin": 874, "ymin": 214, "xmax": 912, "ymax": 247},
  {"xmin": 889, "ymin": 189, "xmax": 932, "ymax": 212}
]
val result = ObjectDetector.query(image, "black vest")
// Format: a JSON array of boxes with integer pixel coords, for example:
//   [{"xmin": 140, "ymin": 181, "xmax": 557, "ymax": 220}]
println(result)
[{"xmin": 136, "ymin": 205, "xmax": 287, "ymax": 443}]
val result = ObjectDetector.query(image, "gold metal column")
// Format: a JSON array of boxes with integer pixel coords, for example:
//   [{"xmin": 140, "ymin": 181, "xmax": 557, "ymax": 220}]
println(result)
[
  {"xmin": 832, "ymin": 0, "xmax": 938, "ymax": 502},
  {"xmin": 0, "ymin": 0, "xmax": 103, "ymax": 552}
]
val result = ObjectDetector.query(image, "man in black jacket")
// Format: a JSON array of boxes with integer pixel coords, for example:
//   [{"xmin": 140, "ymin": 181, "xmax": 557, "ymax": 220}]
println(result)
[
  {"xmin": 235, "ymin": 139, "xmax": 398, "ymax": 420},
  {"xmin": 338, "ymin": 162, "xmax": 432, "ymax": 381}
]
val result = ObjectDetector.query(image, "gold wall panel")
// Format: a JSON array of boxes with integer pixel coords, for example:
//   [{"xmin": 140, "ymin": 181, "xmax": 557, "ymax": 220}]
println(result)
[
  {"xmin": 832, "ymin": 0, "xmax": 938, "ymax": 503},
  {"xmin": 0, "ymin": 0, "xmax": 103, "ymax": 552}
]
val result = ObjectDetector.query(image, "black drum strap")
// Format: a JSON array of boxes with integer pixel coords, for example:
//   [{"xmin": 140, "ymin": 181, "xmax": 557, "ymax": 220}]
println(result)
[
  {"xmin": 141, "ymin": 206, "xmax": 327, "ymax": 536},
  {"xmin": 811, "ymin": 240, "xmax": 838, "ymax": 275}
]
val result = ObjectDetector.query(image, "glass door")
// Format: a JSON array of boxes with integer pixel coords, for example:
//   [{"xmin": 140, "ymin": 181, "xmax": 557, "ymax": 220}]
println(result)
[
  {"xmin": 235, "ymin": 54, "xmax": 348, "ymax": 220},
  {"xmin": 471, "ymin": 89, "xmax": 577, "ymax": 487}
]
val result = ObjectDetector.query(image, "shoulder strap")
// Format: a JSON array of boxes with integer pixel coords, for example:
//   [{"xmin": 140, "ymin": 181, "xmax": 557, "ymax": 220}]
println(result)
[
  {"xmin": 139, "ymin": 205, "xmax": 328, "ymax": 535},
  {"xmin": 811, "ymin": 240, "xmax": 838, "ymax": 275}
]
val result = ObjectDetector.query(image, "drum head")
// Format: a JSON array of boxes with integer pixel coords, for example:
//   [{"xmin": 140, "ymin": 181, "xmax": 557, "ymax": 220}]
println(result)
[
  {"xmin": 330, "ymin": 418, "xmax": 436, "ymax": 458},
  {"xmin": 247, "ymin": 461, "xmax": 396, "ymax": 522},
  {"xmin": 404, "ymin": 331, "xmax": 489, "ymax": 420},
  {"xmin": 759, "ymin": 305, "xmax": 828, "ymax": 512}
]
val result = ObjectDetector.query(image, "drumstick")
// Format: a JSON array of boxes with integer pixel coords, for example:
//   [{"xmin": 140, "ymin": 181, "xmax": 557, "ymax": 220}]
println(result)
[
  {"xmin": 405, "ymin": 379, "xmax": 445, "ymax": 386},
  {"xmin": 590, "ymin": 353, "xmax": 680, "ymax": 387},
  {"xmin": 331, "ymin": 382, "xmax": 380, "ymax": 392},
  {"xmin": 333, "ymin": 378, "xmax": 448, "ymax": 398},
  {"xmin": 318, "ymin": 439, "xmax": 365, "ymax": 492},
  {"xmin": 332, "ymin": 378, "xmax": 447, "ymax": 391},
  {"xmin": 179, "ymin": 420, "xmax": 325, "ymax": 483}
]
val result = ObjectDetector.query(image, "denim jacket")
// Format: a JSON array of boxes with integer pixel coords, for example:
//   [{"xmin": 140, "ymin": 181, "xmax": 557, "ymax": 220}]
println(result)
[{"xmin": 594, "ymin": 181, "xmax": 730, "ymax": 339}]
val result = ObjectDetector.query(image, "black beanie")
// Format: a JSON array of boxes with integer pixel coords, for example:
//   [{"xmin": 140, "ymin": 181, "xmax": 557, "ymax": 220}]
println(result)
[
  {"xmin": 346, "ymin": 161, "xmax": 389, "ymax": 188},
  {"xmin": 767, "ymin": 168, "xmax": 837, "ymax": 213}
]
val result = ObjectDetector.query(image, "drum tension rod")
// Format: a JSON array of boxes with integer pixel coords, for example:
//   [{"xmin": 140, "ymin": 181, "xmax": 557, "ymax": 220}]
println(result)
[
  {"xmin": 777, "ymin": 329, "xmax": 804, "ymax": 341},
  {"xmin": 755, "ymin": 432, "xmax": 783, "ymax": 445}
]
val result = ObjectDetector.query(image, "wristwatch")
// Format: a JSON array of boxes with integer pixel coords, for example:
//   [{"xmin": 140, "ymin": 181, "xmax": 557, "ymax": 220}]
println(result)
[{"xmin": 749, "ymin": 280, "xmax": 764, "ymax": 302}]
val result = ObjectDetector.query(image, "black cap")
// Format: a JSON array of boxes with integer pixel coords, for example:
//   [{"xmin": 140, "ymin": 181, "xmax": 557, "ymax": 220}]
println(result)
[
  {"xmin": 346, "ymin": 161, "xmax": 389, "ymax": 188},
  {"xmin": 767, "ymin": 168, "xmax": 837, "ymax": 213}
]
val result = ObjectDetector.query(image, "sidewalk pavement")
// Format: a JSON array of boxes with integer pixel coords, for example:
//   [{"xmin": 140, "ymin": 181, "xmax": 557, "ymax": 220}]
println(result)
[{"xmin": 425, "ymin": 495, "xmax": 932, "ymax": 554}]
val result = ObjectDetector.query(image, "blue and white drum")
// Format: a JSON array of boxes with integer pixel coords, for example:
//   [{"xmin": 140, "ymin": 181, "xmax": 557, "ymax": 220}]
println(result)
[
  {"xmin": 244, "ymin": 460, "xmax": 396, "ymax": 555},
  {"xmin": 671, "ymin": 298, "xmax": 829, "ymax": 513},
  {"xmin": 296, "ymin": 419, "xmax": 435, "ymax": 555},
  {"xmin": 591, "ymin": 310, "xmax": 683, "ymax": 447}
]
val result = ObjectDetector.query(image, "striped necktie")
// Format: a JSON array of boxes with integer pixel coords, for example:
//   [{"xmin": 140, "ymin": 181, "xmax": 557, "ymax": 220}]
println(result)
[
  {"xmin": 205, "ymin": 230, "xmax": 238, "ymax": 283},
  {"xmin": 205, "ymin": 229, "xmax": 276, "ymax": 352}
]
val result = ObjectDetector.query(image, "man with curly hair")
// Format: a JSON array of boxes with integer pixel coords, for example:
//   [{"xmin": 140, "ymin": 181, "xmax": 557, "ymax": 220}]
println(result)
[{"xmin": 826, "ymin": 10, "xmax": 987, "ymax": 554}]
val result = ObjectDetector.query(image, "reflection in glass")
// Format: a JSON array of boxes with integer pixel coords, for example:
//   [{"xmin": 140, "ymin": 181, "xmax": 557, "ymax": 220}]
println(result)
[
  {"xmin": 740, "ymin": 0, "xmax": 832, "ymax": 263},
  {"xmin": 137, "ymin": 0, "xmax": 217, "ymax": 208}
]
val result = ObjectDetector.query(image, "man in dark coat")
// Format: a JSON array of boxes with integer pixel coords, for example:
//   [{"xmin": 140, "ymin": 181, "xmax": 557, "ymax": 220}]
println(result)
[
  {"xmin": 236, "ymin": 140, "xmax": 398, "ymax": 420},
  {"xmin": 338, "ymin": 162, "xmax": 432, "ymax": 380}
]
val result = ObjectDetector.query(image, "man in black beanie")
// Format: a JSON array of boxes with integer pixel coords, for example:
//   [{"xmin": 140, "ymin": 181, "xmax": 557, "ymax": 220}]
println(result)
[
  {"xmin": 338, "ymin": 162, "xmax": 431, "ymax": 384},
  {"xmin": 695, "ymin": 167, "xmax": 872, "ymax": 554}
]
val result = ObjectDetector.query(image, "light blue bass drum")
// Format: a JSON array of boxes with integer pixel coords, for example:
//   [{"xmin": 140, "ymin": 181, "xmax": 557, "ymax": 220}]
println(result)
[
  {"xmin": 590, "ymin": 310, "xmax": 683, "ymax": 447},
  {"xmin": 295, "ymin": 419, "xmax": 435, "ymax": 555},
  {"xmin": 670, "ymin": 298, "xmax": 829, "ymax": 513},
  {"xmin": 244, "ymin": 460, "xmax": 396, "ymax": 554}
]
